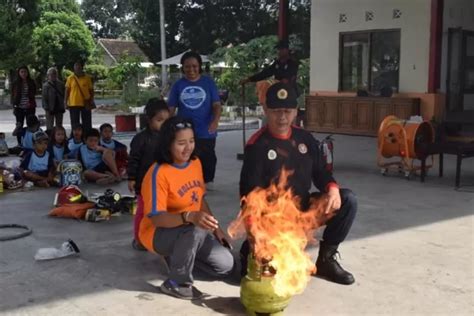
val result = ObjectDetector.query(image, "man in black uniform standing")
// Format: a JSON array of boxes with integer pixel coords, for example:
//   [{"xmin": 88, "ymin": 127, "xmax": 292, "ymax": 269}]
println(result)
[
  {"xmin": 239, "ymin": 82, "xmax": 357, "ymax": 285},
  {"xmin": 240, "ymin": 39, "xmax": 299, "ymax": 94}
]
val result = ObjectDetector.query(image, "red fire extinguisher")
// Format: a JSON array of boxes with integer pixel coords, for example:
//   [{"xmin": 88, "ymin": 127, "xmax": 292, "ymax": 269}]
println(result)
[{"xmin": 321, "ymin": 135, "xmax": 334, "ymax": 173}]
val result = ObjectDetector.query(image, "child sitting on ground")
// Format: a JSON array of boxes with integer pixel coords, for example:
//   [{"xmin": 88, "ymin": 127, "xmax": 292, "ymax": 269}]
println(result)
[
  {"xmin": 20, "ymin": 131, "xmax": 55, "ymax": 187},
  {"xmin": 78, "ymin": 128, "xmax": 121, "ymax": 184},
  {"xmin": 127, "ymin": 98, "xmax": 170, "ymax": 250},
  {"xmin": 99, "ymin": 123, "xmax": 128, "ymax": 177},
  {"xmin": 48, "ymin": 126, "xmax": 70, "ymax": 165},
  {"xmin": 18, "ymin": 114, "xmax": 42, "ymax": 154},
  {"xmin": 68, "ymin": 124, "xmax": 84, "ymax": 159},
  {"xmin": 99, "ymin": 123, "xmax": 127, "ymax": 151}
]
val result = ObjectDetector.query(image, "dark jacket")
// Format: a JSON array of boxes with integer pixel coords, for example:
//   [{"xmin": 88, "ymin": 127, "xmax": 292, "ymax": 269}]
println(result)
[
  {"xmin": 127, "ymin": 127, "xmax": 161, "ymax": 192},
  {"xmin": 249, "ymin": 58, "xmax": 300, "ymax": 96},
  {"xmin": 11, "ymin": 79, "xmax": 37, "ymax": 109},
  {"xmin": 240, "ymin": 126, "xmax": 336, "ymax": 211},
  {"xmin": 42, "ymin": 80, "xmax": 65, "ymax": 113}
]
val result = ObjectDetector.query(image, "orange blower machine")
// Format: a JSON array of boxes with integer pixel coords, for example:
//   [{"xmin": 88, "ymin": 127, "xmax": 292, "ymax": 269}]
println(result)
[{"xmin": 377, "ymin": 115, "xmax": 435, "ymax": 179}]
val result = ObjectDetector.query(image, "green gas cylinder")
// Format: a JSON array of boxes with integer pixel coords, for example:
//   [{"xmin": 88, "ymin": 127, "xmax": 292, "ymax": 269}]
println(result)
[{"xmin": 240, "ymin": 255, "xmax": 292, "ymax": 316}]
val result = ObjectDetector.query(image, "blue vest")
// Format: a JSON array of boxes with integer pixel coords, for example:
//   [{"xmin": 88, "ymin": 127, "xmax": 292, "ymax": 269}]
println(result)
[
  {"xmin": 52, "ymin": 145, "xmax": 65, "ymax": 161},
  {"xmin": 68, "ymin": 139, "xmax": 83, "ymax": 158},
  {"xmin": 100, "ymin": 139, "xmax": 116, "ymax": 150},
  {"xmin": 28, "ymin": 151, "xmax": 51, "ymax": 172},
  {"xmin": 21, "ymin": 130, "xmax": 36, "ymax": 150},
  {"xmin": 79, "ymin": 145, "xmax": 102, "ymax": 170}
]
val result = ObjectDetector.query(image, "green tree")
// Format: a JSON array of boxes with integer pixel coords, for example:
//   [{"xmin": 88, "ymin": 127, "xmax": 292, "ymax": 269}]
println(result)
[
  {"xmin": 211, "ymin": 35, "xmax": 278, "ymax": 105},
  {"xmin": 108, "ymin": 55, "xmax": 142, "ymax": 87},
  {"xmin": 0, "ymin": 0, "xmax": 40, "ymax": 72},
  {"xmin": 128, "ymin": 0, "xmax": 310, "ymax": 63},
  {"xmin": 107, "ymin": 55, "xmax": 143, "ymax": 105},
  {"xmin": 129, "ymin": 0, "xmax": 183, "ymax": 63},
  {"xmin": 288, "ymin": 0, "xmax": 311, "ymax": 59},
  {"xmin": 84, "ymin": 64, "xmax": 108, "ymax": 81},
  {"xmin": 39, "ymin": 0, "xmax": 79, "ymax": 14},
  {"xmin": 127, "ymin": 0, "xmax": 278, "ymax": 62},
  {"xmin": 81, "ymin": 0, "xmax": 132, "ymax": 39},
  {"xmin": 211, "ymin": 35, "xmax": 309, "ymax": 105},
  {"xmin": 32, "ymin": 11, "xmax": 95, "ymax": 76},
  {"xmin": 178, "ymin": 0, "xmax": 278, "ymax": 54}
]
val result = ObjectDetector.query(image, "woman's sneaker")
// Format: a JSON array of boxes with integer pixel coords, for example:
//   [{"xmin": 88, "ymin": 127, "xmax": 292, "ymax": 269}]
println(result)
[{"xmin": 160, "ymin": 279, "xmax": 203, "ymax": 300}]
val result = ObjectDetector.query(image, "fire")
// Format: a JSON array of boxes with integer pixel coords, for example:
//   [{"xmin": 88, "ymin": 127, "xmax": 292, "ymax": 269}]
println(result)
[{"xmin": 228, "ymin": 169, "xmax": 334, "ymax": 297}]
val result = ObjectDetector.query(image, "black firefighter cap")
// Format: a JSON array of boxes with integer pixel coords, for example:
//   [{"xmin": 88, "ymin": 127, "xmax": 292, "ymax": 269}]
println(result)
[{"xmin": 266, "ymin": 82, "xmax": 298, "ymax": 109}]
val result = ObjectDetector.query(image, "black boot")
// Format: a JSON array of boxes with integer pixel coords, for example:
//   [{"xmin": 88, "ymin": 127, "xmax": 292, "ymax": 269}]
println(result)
[{"xmin": 315, "ymin": 244, "xmax": 355, "ymax": 285}]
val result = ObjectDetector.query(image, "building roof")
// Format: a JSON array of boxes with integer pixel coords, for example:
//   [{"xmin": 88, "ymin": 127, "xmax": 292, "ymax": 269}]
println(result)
[{"xmin": 97, "ymin": 38, "xmax": 149, "ymax": 63}]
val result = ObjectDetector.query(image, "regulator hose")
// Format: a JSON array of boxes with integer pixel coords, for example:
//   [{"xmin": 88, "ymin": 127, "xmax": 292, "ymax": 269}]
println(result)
[{"xmin": 0, "ymin": 224, "xmax": 33, "ymax": 241}]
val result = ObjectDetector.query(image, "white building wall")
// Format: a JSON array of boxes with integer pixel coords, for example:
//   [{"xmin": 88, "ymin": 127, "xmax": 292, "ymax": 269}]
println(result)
[
  {"xmin": 439, "ymin": 0, "xmax": 474, "ymax": 93},
  {"xmin": 310, "ymin": 0, "xmax": 431, "ymax": 93}
]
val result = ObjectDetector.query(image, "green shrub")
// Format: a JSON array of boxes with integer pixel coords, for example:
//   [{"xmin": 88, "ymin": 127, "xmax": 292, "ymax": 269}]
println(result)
[
  {"xmin": 85, "ymin": 64, "xmax": 108, "ymax": 81},
  {"xmin": 62, "ymin": 68, "xmax": 73, "ymax": 79}
]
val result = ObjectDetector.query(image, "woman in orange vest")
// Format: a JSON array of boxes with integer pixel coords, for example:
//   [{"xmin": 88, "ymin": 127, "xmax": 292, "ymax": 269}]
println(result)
[{"xmin": 139, "ymin": 116, "xmax": 234, "ymax": 300}]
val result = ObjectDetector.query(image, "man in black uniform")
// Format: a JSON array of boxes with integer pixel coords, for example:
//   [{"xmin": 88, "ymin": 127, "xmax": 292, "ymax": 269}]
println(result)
[
  {"xmin": 240, "ymin": 39, "xmax": 299, "ymax": 94},
  {"xmin": 239, "ymin": 82, "xmax": 357, "ymax": 285}
]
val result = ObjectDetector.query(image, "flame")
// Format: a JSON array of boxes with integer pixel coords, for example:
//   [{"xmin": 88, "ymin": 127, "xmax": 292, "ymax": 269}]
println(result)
[{"xmin": 228, "ymin": 169, "xmax": 334, "ymax": 297}]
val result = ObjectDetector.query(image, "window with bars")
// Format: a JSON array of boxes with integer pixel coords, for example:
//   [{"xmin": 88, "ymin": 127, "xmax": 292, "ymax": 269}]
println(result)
[{"xmin": 339, "ymin": 29, "xmax": 400, "ymax": 93}]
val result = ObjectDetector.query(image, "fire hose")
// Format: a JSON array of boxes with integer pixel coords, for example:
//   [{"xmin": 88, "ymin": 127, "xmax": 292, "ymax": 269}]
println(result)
[{"xmin": 0, "ymin": 224, "xmax": 33, "ymax": 241}]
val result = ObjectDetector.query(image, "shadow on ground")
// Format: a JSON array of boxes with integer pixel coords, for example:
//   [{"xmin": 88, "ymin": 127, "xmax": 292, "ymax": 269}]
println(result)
[{"xmin": 0, "ymin": 130, "xmax": 472, "ymax": 314}]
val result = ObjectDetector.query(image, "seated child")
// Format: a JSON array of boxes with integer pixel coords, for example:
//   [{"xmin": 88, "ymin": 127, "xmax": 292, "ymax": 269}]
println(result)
[
  {"xmin": 20, "ymin": 131, "xmax": 55, "ymax": 187},
  {"xmin": 99, "ymin": 123, "xmax": 128, "ymax": 176},
  {"xmin": 78, "ymin": 128, "xmax": 121, "ymax": 184},
  {"xmin": 68, "ymin": 124, "xmax": 84, "ymax": 159},
  {"xmin": 18, "ymin": 114, "xmax": 42, "ymax": 154},
  {"xmin": 99, "ymin": 123, "xmax": 127, "ymax": 151},
  {"xmin": 48, "ymin": 126, "xmax": 70, "ymax": 165}
]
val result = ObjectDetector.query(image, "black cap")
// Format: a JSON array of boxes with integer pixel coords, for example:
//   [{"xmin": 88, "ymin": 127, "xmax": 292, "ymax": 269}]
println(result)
[
  {"xmin": 265, "ymin": 82, "xmax": 297, "ymax": 109},
  {"xmin": 275, "ymin": 39, "xmax": 289, "ymax": 49},
  {"xmin": 33, "ymin": 131, "xmax": 49, "ymax": 143}
]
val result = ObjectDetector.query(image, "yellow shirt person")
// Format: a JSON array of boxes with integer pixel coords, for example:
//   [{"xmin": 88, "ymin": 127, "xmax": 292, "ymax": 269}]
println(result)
[
  {"xmin": 65, "ymin": 74, "xmax": 93, "ymax": 107},
  {"xmin": 65, "ymin": 60, "xmax": 95, "ymax": 131}
]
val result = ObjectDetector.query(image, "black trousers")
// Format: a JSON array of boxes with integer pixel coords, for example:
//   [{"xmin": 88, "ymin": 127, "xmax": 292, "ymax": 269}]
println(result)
[
  {"xmin": 195, "ymin": 138, "xmax": 217, "ymax": 183},
  {"xmin": 240, "ymin": 188, "xmax": 357, "ymax": 275},
  {"xmin": 14, "ymin": 107, "xmax": 36, "ymax": 145},
  {"xmin": 14, "ymin": 107, "xmax": 36, "ymax": 127},
  {"xmin": 69, "ymin": 107, "xmax": 92, "ymax": 131}
]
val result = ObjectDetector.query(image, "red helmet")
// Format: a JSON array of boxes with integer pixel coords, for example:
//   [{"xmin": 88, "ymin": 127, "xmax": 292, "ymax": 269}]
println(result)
[{"xmin": 56, "ymin": 185, "xmax": 85, "ymax": 206}]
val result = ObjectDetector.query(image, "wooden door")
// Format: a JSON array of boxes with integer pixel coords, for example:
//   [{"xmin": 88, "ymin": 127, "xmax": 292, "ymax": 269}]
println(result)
[
  {"xmin": 374, "ymin": 102, "xmax": 393, "ymax": 130},
  {"xmin": 393, "ymin": 102, "xmax": 414, "ymax": 120},
  {"xmin": 338, "ymin": 100, "xmax": 353, "ymax": 130},
  {"xmin": 353, "ymin": 100, "xmax": 374, "ymax": 133},
  {"xmin": 321, "ymin": 99, "xmax": 338, "ymax": 129}
]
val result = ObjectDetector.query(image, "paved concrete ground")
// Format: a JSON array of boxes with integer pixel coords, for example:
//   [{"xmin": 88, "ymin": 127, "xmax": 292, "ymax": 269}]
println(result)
[{"xmin": 0, "ymin": 127, "xmax": 473, "ymax": 316}]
